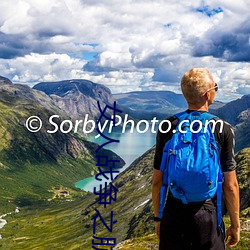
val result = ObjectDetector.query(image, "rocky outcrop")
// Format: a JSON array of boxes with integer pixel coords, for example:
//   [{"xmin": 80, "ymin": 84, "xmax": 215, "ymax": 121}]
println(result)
[
  {"xmin": 234, "ymin": 109, "xmax": 250, "ymax": 152},
  {"xmin": 213, "ymin": 94, "xmax": 250, "ymax": 125},
  {"xmin": 33, "ymin": 79, "xmax": 116, "ymax": 121},
  {"xmin": 0, "ymin": 83, "xmax": 125, "ymax": 164},
  {"xmin": 0, "ymin": 76, "xmax": 12, "ymax": 85},
  {"xmin": 235, "ymin": 148, "xmax": 250, "ymax": 214}
]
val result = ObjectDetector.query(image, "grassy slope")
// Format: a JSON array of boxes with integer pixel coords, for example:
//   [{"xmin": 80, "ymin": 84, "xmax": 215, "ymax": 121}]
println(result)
[
  {"xmin": 0, "ymin": 198, "xmax": 91, "ymax": 250},
  {"xmin": 0, "ymin": 84, "xmax": 126, "ymax": 249},
  {"xmin": 0, "ymin": 148, "xmax": 154, "ymax": 249},
  {"xmin": 0, "ymin": 99, "xmax": 96, "ymax": 213},
  {"xmin": 1, "ymin": 147, "xmax": 249, "ymax": 249},
  {"xmin": 117, "ymin": 148, "xmax": 250, "ymax": 249},
  {"xmin": 0, "ymin": 85, "xmax": 249, "ymax": 249},
  {"xmin": 0, "ymin": 85, "xmax": 124, "ymax": 214}
]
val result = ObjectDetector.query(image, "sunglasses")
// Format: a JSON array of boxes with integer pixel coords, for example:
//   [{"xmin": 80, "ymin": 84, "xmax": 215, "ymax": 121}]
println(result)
[{"xmin": 203, "ymin": 83, "xmax": 218, "ymax": 95}]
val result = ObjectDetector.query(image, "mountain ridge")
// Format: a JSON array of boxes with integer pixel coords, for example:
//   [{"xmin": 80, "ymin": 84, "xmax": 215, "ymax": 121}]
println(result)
[
  {"xmin": 0, "ymin": 81, "xmax": 125, "ymax": 213},
  {"xmin": 33, "ymin": 79, "xmax": 116, "ymax": 121},
  {"xmin": 0, "ymin": 76, "xmax": 12, "ymax": 85},
  {"xmin": 213, "ymin": 94, "xmax": 250, "ymax": 125}
]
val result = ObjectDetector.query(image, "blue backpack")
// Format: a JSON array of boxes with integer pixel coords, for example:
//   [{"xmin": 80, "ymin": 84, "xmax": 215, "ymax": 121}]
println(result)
[{"xmin": 158, "ymin": 111, "xmax": 223, "ymax": 228}]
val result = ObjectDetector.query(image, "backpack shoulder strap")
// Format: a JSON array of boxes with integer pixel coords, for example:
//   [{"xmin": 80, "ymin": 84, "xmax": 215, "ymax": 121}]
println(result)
[
  {"xmin": 173, "ymin": 111, "xmax": 189, "ymax": 121},
  {"xmin": 201, "ymin": 112, "xmax": 217, "ymax": 120},
  {"xmin": 201, "ymin": 112, "xmax": 223, "ymax": 230},
  {"xmin": 174, "ymin": 111, "xmax": 217, "ymax": 121}
]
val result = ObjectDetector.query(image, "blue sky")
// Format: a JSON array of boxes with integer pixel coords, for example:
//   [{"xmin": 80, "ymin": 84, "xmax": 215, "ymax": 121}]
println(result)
[{"xmin": 0, "ymin": 0, "xmax": 249, "ymax": 102}]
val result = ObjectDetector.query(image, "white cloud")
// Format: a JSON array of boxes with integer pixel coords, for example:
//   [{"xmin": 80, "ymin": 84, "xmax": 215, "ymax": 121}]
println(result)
[
  {"xmin": 0, "ymin": 0, "xmax": 249, "ymax": 101},
  {"xmin": 0, "ymin": 53, "xmax": 87, "ymax": 85}
]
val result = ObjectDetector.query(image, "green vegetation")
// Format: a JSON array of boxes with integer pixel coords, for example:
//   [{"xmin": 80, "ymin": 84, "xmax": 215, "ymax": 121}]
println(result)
[
  {"xmin": 0, "ymin": 83, "xmax": 249, "ymax": 249},
  {"xmin": 118, "ymin": 234, "xmax": 158, "ymax": 250},
  {"xmin": 0, "ymin": 198, "xmax": 92, "ymax": 250},
  {"xmin": 235, "ymin": 148, "xmax": 250, "ymax": 215},
  {"xmin": 0, "ymin": 96, "xmax": 96, "ymax": 212},
  {"xmin": 0, "ymin": 84, "xmax": 124, "ymax": 214},
  {"xmin": 224, "ymin": 217, "xmax": 250, "ymax": 250},
  {"xmin": 0, "ymin": 147, "xmax": 155, "ymax": 249},
  {"xmin": 0, "ymin": 83, "xmax": 125, "ymax": 249},
  {"xmin": 0, "ymin": 156, "xmax": 94, "ymax": 213}
]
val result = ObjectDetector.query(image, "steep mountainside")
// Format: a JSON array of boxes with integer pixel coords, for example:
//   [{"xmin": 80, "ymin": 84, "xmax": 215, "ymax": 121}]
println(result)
[
  {"xmin": 0, "ymin": 81, "xmax": 124, "ymax": 213},
  {"xmin": 213, "ymin": 94, "xmax": 250, "ymax": 125},
  {"xmin": 235, "ymin": 148, "xmax": 250, "ymax": 214},
  {"xmin": 33, "ymin": 79, "xmax": 116, "ymax": 121},
  {"xmin": 211, "ymin": 95, "xmax": 250, "ymax": 152},
  {"xmin": 2, "ymin": 146, "xmax": 249, "ymax": 249},
  {"xmin": 209, "ymin": 100, "xmax": 225, "ymax": 110},
  {"xmin": 0, "ymin": 76, "xmax": 12, "ymax": 85},
  {"xmin": 233, "ymin": 108, "xmax": 250, "ymax": 152},
  {"xmin": 78, "ymin": 146, "xmax": 249, "ymax": 248}
]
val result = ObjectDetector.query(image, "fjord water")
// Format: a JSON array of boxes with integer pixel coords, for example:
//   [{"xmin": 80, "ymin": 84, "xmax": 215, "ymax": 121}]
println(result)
[{"xmin": 75, "ymin": 128, "xmax": 156, "ymax": 192}]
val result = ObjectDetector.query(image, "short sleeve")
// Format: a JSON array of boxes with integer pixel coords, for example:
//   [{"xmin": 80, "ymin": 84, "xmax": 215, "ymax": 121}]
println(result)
[{"xmin": 219, "ymin": 122, "xmax": 237, "ymax": 172}]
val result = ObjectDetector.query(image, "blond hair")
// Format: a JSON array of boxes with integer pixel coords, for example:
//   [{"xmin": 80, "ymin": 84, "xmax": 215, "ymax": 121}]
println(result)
[{"xmin": 181, "ymin": 68, "xmax": 214, "ymax": 104}]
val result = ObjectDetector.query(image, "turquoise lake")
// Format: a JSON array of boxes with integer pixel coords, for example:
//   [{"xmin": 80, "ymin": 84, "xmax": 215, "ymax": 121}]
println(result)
[{"xmin": 75, "ymin": 128, "xmax": 156, "ymax": 192}]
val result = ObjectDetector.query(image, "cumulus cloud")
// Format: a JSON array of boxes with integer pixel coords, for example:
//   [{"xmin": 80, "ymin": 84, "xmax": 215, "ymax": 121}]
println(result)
[
  {"xmin": 193, "ymin": 18, "xmax": 250, "ymax": 62},
  {"xmin": 0, "ymin": 0, "xmax": 249, "ymax": 101},
  {"xmin": 0, "ymin": 53, "xmax": 87, "ymax": 85}
]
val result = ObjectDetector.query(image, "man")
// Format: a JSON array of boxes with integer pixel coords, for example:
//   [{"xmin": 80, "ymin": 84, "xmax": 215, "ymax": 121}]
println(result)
[{"xmin": 152, "ymin": 68, "xmax": 240, "ymax": 249}]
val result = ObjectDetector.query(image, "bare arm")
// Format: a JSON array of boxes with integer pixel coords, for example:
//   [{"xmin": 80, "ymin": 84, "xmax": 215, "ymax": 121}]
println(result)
[
  {"xmin": 152, "ymin": 169, "xmax": 163, "ymax": 238},
  {"xmin": 223, "ymin": 170, "xmax": 240, "ymax": 248}
]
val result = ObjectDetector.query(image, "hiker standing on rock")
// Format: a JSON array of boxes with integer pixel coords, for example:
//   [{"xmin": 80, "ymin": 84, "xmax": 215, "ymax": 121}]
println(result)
[{"xmin": 152, "ymin": 68, "xmax": 240, "ymax": 249}]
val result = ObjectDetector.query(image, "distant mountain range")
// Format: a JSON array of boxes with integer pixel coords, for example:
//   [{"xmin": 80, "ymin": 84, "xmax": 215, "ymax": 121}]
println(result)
[
  {"xmin": 114, "ymin": 91, "xmax": 225, "ymax": 119},
  {"xmin": 33, "ymin": 78, "xmax": 249, "ymax": 151},
  {"xmin": 114, "ymin": 90, "xmax": 250, "ymax": 152},
  {"xmin": 3, "ymin": 75, "xmax": 250, "ymax": 154},
  {"xmin": 33, "ymin": 81, "xmax": 225, "ymax": 121},
  {"xmin": 6, "ymin": 77, "xmax": 250, "ymax": 153},
  {"xmin": 114, "ymin": 91, "xmax": 186, "ymax": 119}
]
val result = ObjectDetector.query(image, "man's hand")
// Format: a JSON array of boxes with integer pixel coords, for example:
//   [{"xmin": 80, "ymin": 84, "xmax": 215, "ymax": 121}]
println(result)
[
  {"xmin": 152, "ymin": 169, "xmax": 163, "ymax": 240},
  {"xmin": 223, "ymin": 171, "xmax": 240, "ymax": 248},
  {"xmin": 155, "ymin": 221, "xmax": 161, "ymax": 239},
  {"xmin": 225, "ymin": 225, "xmax": 240, "ymax": 248}
]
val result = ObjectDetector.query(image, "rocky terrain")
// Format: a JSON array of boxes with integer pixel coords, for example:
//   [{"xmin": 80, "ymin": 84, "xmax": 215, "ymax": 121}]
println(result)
[
  {"xmin": 33, "ymin": 79, "xmax": 117, "ymax": 121},
  {"xmin": 0, "ymin": 76, "xmax": 12, "ymax": 85},
  {"xmin": 213, "ymin": 94, "xmax": 250, "ymax": 126}
]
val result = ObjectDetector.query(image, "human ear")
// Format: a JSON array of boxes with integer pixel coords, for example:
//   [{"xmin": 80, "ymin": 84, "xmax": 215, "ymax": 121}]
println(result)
[{"xmin": 204, "ymin": 92, "xmax": 210, "ymax": 100}]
